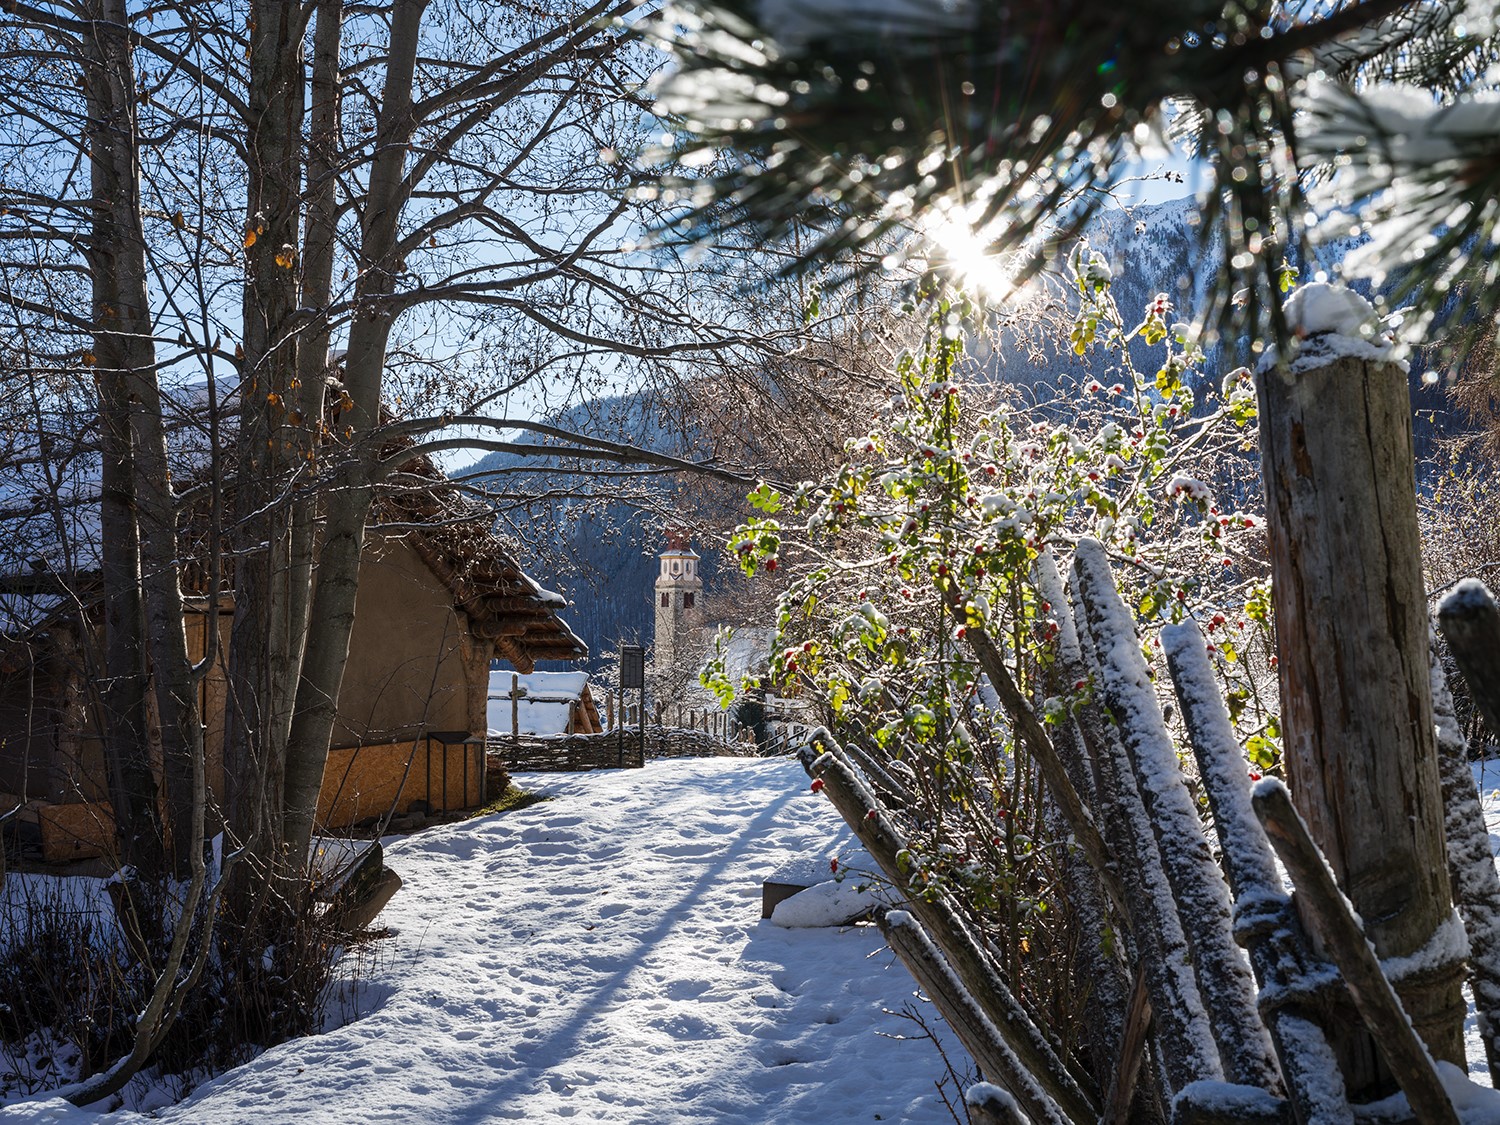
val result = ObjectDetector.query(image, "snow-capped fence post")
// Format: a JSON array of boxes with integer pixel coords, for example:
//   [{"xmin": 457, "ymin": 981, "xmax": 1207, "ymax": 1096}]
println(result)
[
  {"xmin": 1427, "ymin": 624, "xmax": 1500, "ymax": 1085},
  {"xmin": 1062, "ymin": 571, "xmax": 1221, "ymax": 1096},
  {"xmin": 1072, "ymin": 540, "xmax": 1280, "ymax": 1093},
  {"xmin": 1257, "ymin": 302, "xmax": 1465, "ymax": 1082},
  {"xmin": 1033, "ymin": 552, "xmax": 1141, "ymax": 1107},
  {"xmin": 1437, "ymin": 579, "xmax": 1500, "ymax": 747},
  {"xmin": 1163, "ymin": 619, "xmax": 1354, "ymax": 1125},
  {"xmin": 1251, "ymin": 780, "xmax": 1459, "ymax": 1125},
  {"xmin": 510, "ymin": 672, "xmax": 519, "ymax": 744},
  {"xmin": 963, "ymin": 1084, "xmax": 1028, "ymax": 1125}
]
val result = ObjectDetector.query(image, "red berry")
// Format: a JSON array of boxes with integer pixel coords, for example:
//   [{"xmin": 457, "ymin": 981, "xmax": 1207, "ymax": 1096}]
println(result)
[
  {"xmin": 810, "ymin": 778, "xmax": 826, "ymax": 792},
  {"xmin": 1248, "ymin": 771, "xmax": 1261, "ymax": 781},
  {"xmin": 765, "ymin": 558, "xmax": 778, "ymax": 572},
  {"xmin": 865, "ymin": 809, "xmax": 878, "ymax": 820},
  {"xmin": 830, "ymin": 858, "xmax": 839, "ymax": 873}
]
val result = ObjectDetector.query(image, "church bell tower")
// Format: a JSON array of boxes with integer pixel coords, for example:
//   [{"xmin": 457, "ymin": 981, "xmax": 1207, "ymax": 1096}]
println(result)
[{"xmin": 653, "ymin": 530, "xmax": 703, "ymax": 672}]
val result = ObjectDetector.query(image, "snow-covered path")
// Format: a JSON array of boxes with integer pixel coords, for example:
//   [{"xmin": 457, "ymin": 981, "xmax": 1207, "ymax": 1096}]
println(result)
[{"xmin": 7, "ymin": 758, "xmax": 957, "ymax": 1124}]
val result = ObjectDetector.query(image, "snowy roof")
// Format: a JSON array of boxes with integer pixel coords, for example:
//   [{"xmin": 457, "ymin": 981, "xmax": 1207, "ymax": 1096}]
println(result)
[{"xmin": 488, "ymin": 670, "xmax": 592, "ymax": 702}]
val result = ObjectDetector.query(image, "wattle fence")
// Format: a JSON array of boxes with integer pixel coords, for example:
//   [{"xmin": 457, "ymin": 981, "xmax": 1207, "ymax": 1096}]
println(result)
[{"xmin": 490, "ymin": 724, "xmax": 762, "ymax": 775}]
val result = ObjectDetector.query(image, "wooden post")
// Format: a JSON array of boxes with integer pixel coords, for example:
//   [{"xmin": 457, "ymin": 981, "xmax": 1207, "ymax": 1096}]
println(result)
[
  {"xmin": 1428, "ymin": 621, "xmax": 1500, "ymax": 1085},
  {"xmin": 1438, "ymin": 579, "xmax": 1500, "ymax": 742},
  {"xmin": 510, "ymin": 672, "xmax": 519, "ymax": 744},
  {"xmin": 1258, "ymin": 343, "xmax": 1465, "ymax": 1081},
  {"xmin": 605, "ymin": 692, "xmax": 614, "ymax": 731}
]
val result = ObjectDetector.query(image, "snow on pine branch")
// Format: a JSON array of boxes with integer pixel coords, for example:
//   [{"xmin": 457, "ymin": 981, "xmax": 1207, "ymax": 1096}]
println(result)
[{"xmin": 1299, "ymin": 77, "xmax": 1500, "ymax": 338}]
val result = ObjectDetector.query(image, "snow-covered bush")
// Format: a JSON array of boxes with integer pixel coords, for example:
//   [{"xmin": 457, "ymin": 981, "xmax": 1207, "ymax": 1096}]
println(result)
[{"xmin": 714, "ymin": 257, "xmax": 1284, "ymax": 1059}]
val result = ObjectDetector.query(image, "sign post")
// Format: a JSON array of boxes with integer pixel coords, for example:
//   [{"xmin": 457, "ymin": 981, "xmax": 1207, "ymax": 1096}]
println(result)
[{"xmin": 620, "ymin": 645, "xmax": 645, "ymax": 767}]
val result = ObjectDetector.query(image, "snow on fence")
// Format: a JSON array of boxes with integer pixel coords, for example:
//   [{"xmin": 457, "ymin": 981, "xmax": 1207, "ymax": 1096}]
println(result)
[{"xmin": 791, "ymin": 338, "xmax": 1500, "ymax": 1124}]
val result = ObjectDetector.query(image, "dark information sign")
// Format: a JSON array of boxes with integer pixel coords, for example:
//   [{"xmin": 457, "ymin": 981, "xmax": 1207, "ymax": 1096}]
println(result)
[{"xmin": 620, "ymin": 645, "xmax": 645, "ymax": 690}]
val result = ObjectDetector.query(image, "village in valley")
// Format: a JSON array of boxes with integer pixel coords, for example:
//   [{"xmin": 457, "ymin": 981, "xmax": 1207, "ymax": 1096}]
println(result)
[{"xmin": 5, "ymin": 1, "xmax": 1500, "ymax": 1123}]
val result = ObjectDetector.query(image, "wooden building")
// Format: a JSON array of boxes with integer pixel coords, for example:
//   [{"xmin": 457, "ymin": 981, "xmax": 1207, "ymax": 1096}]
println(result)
[{"xmin": 0, "ymin": 450, "xmax": 585, "ymax": 863}]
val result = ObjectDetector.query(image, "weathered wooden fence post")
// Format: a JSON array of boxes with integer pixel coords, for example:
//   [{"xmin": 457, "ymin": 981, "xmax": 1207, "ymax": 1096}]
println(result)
[
  {"xmin": 1257, "ymin": 288, "xmax": 1466, "ymax": 1088},
  {"xmin": 511, "ymin": 672, "xmax": 520, "ymax": 744}
]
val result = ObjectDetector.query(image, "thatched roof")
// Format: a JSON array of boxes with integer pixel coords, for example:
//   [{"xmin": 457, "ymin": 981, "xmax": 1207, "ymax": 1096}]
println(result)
[
  {"xmin": 362, "ymin": 442, "xmax": 588, "ymax": 672},
  {"xmin": 0, "ymin": 387, "xmax": 587, "ymax": 670}
]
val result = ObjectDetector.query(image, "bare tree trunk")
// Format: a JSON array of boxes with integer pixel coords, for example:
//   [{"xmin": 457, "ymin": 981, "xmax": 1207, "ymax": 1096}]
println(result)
[
  {"xmin": 103, "ymin": 38, "xmax": 205, "ymax": 879},
  {"xmin": 1257, "ymin": 348, "xmax": 1465, "ymax": 1088},
  {"xmin": 81, "ymin": 0, "xmax": 164, "ymax": 876},
  {"xmin": 283, "ymin": 0, "xmax": 430, "ymax": 865},
  {"xmin": 224, "ymin": 0, "xmax": 310, "ymax": 899},
  {"xmin": 279, "ymin": 0, "xmax": 344, "ymax": 865}
]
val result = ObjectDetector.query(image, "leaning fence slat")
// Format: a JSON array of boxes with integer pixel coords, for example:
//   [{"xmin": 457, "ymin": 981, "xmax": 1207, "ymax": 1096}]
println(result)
[
  {"xmin": 1073, "ymin": 540, "xmax": 1279, "ymax": 1092},
  {"xmin": 1428, "ymin": 623, "xmax": 1500, "ymax": 1086},
  {"xmin": 876, "ymin": 909, "xmax": 1071, "ymax": 1125},
  {"xmin": 804, "ymin": 731, "xmax": 1099, "ymax": 1125},
  {"xmin": 1068, "ymin": 607, "xmax": 1221, "ymax": 1096},
  {"xmin": 1251, "ymin": 780, "xmax": 1460, "ymax": 1125},
  {"xmin": 956, "ymin": 617, "xmax": 1127, "ymax": 920},
  {"xmin": 1098, "ymin": 963, "xmax": 1154, "ymax": 1125},
  {"xmin": 1032, "ymin": 552, "xmax": 1134, "ymax": 1104},
  {"xmin": 1163, "ymin": 619, "xmax": 1354, "ymax": 1125}
]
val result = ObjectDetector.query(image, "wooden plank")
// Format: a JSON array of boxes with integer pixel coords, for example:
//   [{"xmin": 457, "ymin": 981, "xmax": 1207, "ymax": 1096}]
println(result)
[
  {"xmin": 35, "ymin": 799, "xmax": 115, "ymax": 862},
  {"xmin": 878, "ymin": 909, "xmax": 1072, "ymax": 1125},
  {"xmin": 316, "ymin": 742, "xmax": 417, "ymax": 830}
]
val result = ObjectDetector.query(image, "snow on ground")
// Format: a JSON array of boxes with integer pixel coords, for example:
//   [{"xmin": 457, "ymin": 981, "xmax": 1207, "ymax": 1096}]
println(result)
[
  {"xmin": 16, "ymin": 755, "xmax": 1500, "ymax": 1123},
  {"xmin": 1468, "ymin": 756, "xmax": 1500, "ymax": 1085},
  {"xmin": 3, "ymin": 757, "xmax": 958, "ymax": 1124}
]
